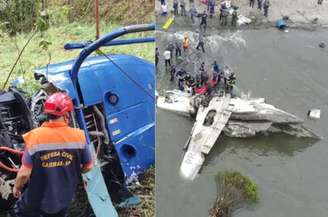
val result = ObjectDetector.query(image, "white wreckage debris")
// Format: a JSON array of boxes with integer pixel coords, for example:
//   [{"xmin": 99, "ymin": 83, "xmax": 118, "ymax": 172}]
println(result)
[{"xmin": 157, "ymin": 90, "xmax": 320, "ymax": 180}]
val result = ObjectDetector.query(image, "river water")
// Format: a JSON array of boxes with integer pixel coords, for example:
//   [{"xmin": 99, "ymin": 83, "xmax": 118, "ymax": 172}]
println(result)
[{"xmin": 156, "ymin": 28, "xmax": 328, "ymax": 217}]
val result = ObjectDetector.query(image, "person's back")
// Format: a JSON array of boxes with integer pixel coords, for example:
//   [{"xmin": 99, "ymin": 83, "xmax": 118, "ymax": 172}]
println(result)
[
  {"xmin": 19, "ymin": 122, "xmax": 90, "ymax": 214},
  {"xmin": 14, "ymin": 92, "xmax": 93, "ymax": 217},
  {"xmin": 163, "ymin": 50, "xmax": 171, "ymax": 60}
]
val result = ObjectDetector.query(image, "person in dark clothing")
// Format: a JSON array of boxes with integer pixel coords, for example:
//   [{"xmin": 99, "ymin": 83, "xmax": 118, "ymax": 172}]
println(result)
[
  {"xmin": 173, "ymin": 0, "xmax": 179, "ymax": 15},
  {"xmin": 13, "ymin": 93, "xmax": 93, "ymax": 217},
  {"xmin": 169, "ymin": 65, "xmax": 176, "ymax": 81},
  {"xmin": 155, "ymin": 48, "xmax": 159, "ymax": 68},
  {"xmin": 257, "ymin": 0, "xmax": 263, "ymax": 10},
  {"xmin": 167, "ymin": 43, "xmax": 174, "ymax": 60},
  {"xmin": 175, "ymin": 41, "xmax": 182, "ymax": 58},
  {"xmin": 227, "ymin": 72, "xmax": 236, "ymax": 93},
  {"xmin": 209, "ymin": 1, "xmax": 215, "ymax": 18},
  {"xmin": 176, "ymin": 70, "xmax": 186, "ymax": 91},
  {"xmin": 200, "ymin": 11, "xmax": 208, "ymax": 32},
  {"xmin": 231, "ymin": 9, "xmax": 238, "ymax": 27},
  {"xmin": 263, "ymin": 0, "xmax": 270, "ymax": 17},
  {"xmin": 199, "ymin": 62, "xmax": 205, "ymax": 72},
  {"xmin": 249, "ymin": 0, "xmax": 255, "ymax": 8},
  {"xmin": 221, "ymin": 9, "xmax": 228, "ymax": 26},
  {"xmin": 196, "ymin": 33, "xmax": 205, "ymax": 53},
  {"xmin": 219, "ymin": 7, "xmax": 223, "ymax": 21},
  {"xmin": 195, "ymin": 71, "xmax": 202, "ymax": 88},
  {"xmin": 161, "ymin": 0, "xmax": 165, "ymax": 5},
  {"xmin": 180, "ymin": 0, "xmax": 186, "ymax": 16}
]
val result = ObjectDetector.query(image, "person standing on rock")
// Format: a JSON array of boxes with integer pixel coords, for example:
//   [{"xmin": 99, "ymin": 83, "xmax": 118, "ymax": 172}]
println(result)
[
  {"xmin": 249, "ymin": 0, "xmax": 255, "ymax": 8},
  {"xmin": 173, "ymin": 0, "xmax": 179, "ymax": 15},
  {"xmin": 180, "ymin": 0, "xmax": 186, "ymax": 16},
  {"xmin": 196, "ymin": 32, "xmax": 205, "ymax": 53},
  {"xmin": 163, "ymin": 49, "xmax": 171, "ymax": 70},
  {"xmin": 257, "ymin": 0, "xmax": 263, "ymax": 10},
  {"xmin": 263, "ymin": 0, "xmax": 270, "ymax": 17}
]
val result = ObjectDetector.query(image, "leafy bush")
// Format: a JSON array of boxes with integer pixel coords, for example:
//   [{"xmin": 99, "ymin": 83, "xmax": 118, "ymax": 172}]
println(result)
[{"xmin": 209, "ymin": 170, "xmax": 259, "ymax": 217}]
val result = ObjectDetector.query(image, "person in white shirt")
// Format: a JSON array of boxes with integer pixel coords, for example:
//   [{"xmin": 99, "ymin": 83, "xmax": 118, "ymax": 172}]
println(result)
[
  {"xmin": 163, "ymin": 49, "xmax": 171, "ymax": 70},
  {"xmin": 161, "ymin": 3, "xmax": 168, "ymax": 16}
]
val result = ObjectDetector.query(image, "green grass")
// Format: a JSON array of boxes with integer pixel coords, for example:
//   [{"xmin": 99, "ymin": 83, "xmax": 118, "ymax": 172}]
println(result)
[{"xmin": 0, "ymin": 22, "xmax": 154, "ymax": 93}]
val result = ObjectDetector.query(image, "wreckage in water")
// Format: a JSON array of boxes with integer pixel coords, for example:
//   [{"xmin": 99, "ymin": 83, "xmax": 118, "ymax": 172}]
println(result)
[
  {"xmin": 0, "ymin": 24, "xmax": 155, "ymax": 216},
  {"xmin": 157, "ymin": 90, "xmax": 320, "ymax": 180}
]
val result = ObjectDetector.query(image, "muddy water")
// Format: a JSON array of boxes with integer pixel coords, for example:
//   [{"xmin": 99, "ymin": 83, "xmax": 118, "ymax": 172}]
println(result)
[{"xmin": 156, "ymin": 28, "xmax": 328, "ymax": 217}]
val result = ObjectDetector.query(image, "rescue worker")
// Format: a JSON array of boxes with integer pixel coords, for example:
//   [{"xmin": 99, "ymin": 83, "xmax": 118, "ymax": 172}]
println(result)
[
  {"xmin": 227, "ymin": 72, "xmax": 236, "ymax": 93},
  {"xmin": 163, "ymin": 49, "xmax": 171, "ymax": 70},
  {"xmin": 199, "ymin": 11, "xmax": 208, "ymax": 32},
  {"xmin": 173, "ymin": 0, "xmax": 179, "ymax": 15},
  {"xmin": 13, "ymin": 92, "xmax": 93, "ymax": 217},
  {"xmin": 180, "ymin": 0, "xmax": 186, "ymax": 16},
  {"xmin": 231, "ymin": 9, "xmax": 238, "ymax": 27},
  {"xmin": 182, "ymin": 36, "xmax": 190, "ymax": 52},
  {"xmin": 196, "ymin": 32, "xmax": 205, "ymax": 53},
  {"xmin": 263, "ymin": 0, "xmax": 270, "ymax": 17},
  {"xmin": 249, "ymin": 0, "xmax": 255, "ymax": 8}
]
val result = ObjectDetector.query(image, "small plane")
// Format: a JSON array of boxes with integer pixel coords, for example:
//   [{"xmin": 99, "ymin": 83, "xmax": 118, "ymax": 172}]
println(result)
[{"xmin": 157, "ymin": 89, "xmax": 320, "ymax": 180}]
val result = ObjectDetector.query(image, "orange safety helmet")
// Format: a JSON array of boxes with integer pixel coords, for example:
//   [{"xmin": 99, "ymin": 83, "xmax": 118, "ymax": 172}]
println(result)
[{"xmin": 43, "ymin": 92, "xmax": 74, "ymax": 116}]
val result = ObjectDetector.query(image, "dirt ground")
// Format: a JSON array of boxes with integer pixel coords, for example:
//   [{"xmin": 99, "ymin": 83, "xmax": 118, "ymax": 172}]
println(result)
[{"xmin": 156, "ymin": 0, "xmax": 328, "ymax": 27}]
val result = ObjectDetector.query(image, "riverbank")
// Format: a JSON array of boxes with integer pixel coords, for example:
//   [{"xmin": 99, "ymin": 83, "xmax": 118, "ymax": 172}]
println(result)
[{"xmin": 156, "ymin": 0, "xmax": 328, "ymax": 30}]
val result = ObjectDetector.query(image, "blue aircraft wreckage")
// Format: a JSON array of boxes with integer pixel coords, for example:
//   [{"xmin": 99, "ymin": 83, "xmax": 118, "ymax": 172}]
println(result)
[{"xmin": 0, "ymin": 23, "xmax": 155, "ymax": 216}]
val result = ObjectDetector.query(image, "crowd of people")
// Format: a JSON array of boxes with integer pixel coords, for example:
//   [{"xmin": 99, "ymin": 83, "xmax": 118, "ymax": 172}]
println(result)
[
  {"xmin": 156, "ymin": 36, "xmax": 236, "ymax": 96},
  {"xmin": 159, "ymin": 0, "xmax": 272, "ymax": 30},
  {"xmin": 249, "ymin": 0, "xmax": 271, "ymax": 17},
  {"xmin": 157, "ymin": 0, "xmax": 241, "ymax": 96}
]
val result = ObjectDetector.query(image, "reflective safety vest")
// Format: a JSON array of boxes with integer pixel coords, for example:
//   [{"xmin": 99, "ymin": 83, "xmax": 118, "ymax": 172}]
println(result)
[
  {"xmin": 183, "ymin": 38, "xmax": 190, "ymax": 49},
  {"xmin": 20, "ymin": 120, "xmax": 92, "ymax": 214}
]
